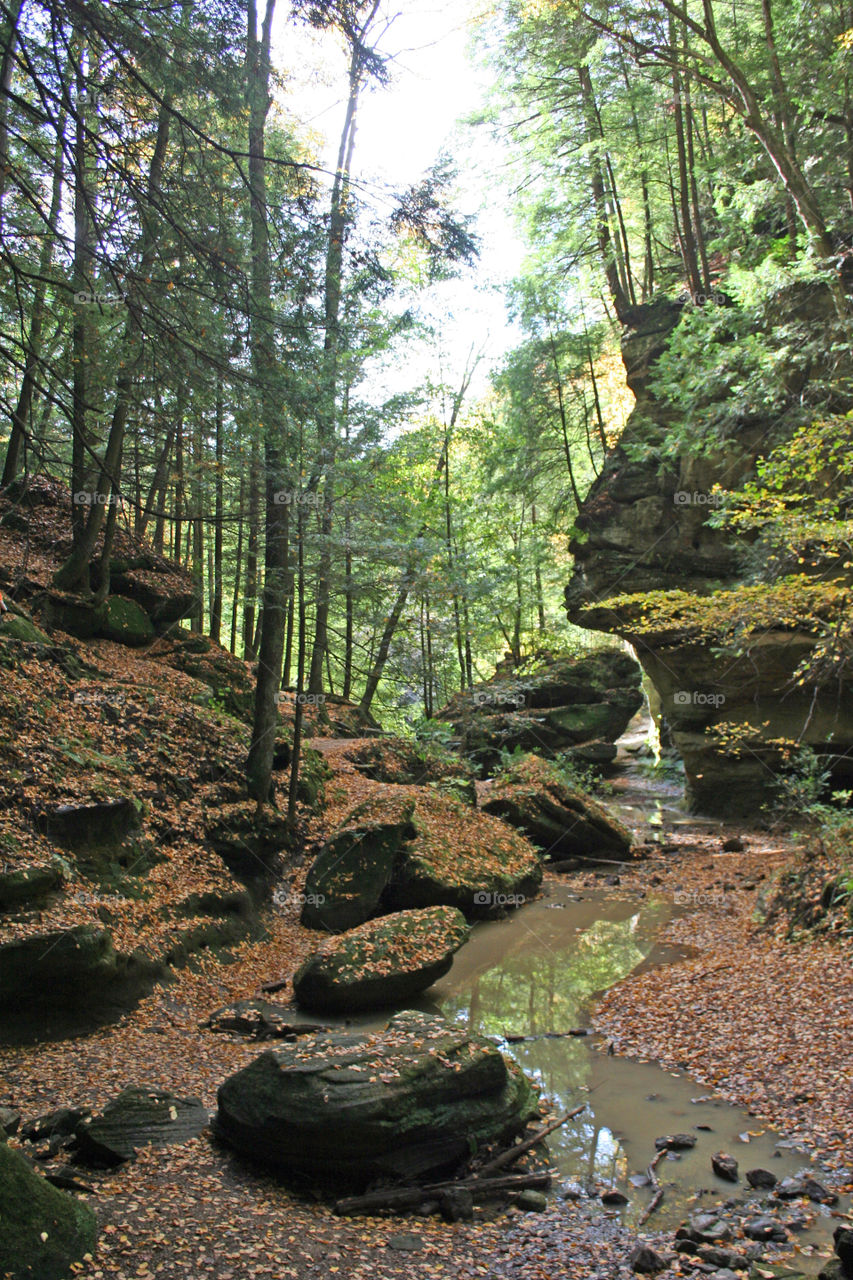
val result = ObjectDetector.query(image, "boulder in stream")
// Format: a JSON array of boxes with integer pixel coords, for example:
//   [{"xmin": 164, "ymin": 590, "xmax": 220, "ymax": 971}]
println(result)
[
  {"xmin": 215, "ymin": 1010, "xmax": 540, "ymax": 1184},
  {"xmin": 292, "ymin": 906, "xmax": 470, "ymax": 1012}
]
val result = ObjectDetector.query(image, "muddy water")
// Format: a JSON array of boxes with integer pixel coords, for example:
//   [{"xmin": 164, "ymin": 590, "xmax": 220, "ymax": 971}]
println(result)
[{"xmin": 431, "ymin": 883, "xmax": 831, "ymax": 1235}]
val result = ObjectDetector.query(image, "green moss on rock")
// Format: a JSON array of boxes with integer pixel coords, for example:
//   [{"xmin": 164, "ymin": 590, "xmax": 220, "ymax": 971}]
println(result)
[
  {"xmin": 97, "ymin": 595, "xmax": 155, "ymax": 646},
  {"xmin": 0, "ymin": 1141, "xmax": 97, "ymax": 1278}
]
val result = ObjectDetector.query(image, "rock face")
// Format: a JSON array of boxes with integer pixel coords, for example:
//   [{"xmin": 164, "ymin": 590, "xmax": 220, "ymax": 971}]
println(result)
[
  {"xmin": 215, "ymin": 1010, "xmax": 539, "ymax": 1184},
  {"xmin": 301, "ymin": 790, "xmax": 542, "ymax": 928},
  {"xmin": 0, "ymin": 925, "xmax": 161, "ymax": 1009},
  {"xmin": 204, "ymin": 999, "xmax": 328, "ymax": 1039},
  {"xmin": 293, "ymin": 906, "xmax": 470, "ymax": 1012},
  {"xmin": 565, "ymin": 290, "xmax": 853, "ymax": 815},
  {"xmin": 0, "ymin": 861, "xmax": 65, "ymax": 910},
  {"xmin": 437, "ymin": 648, "xmax": 643, "ymax": 775},
  {"xmin": 74, "ymin": 1086, "xmax": 208, "ymax": 1164},
  {"xmin": 0, "ymin": 1141, "xmax": 97, "ymax": 1279},
  {"xmin": 480, "ymin": 754, "xmax": 633, "ymax": 861}
]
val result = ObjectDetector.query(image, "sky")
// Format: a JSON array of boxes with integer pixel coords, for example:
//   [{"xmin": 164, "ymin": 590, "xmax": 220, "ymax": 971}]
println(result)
[{"xmin": 272, "ymin": 0, "xmax": 525, "ymax": 402}]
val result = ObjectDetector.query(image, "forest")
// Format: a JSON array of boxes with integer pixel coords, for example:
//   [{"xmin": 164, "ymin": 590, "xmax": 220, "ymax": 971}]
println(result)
[{"xmin": 0, "ymin": 1, "xmax": 851, "ymax": 1279}]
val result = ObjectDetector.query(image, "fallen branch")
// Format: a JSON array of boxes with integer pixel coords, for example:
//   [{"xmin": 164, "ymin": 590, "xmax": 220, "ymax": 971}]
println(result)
[
  {"xmin": 334, "ymin": 1171, "xmax": 551, "ymax": 1216},
  {"xmin": 504, "ymin": 1030, "xmax": 590, "ymax": 1042},
  {"xmin": 639, "ymin": 1145, "xmax": 667, "ymax": 1224},
  {"xmin": 639, "ymin": 1186, "xmax": 664, "ymax": 1225},
  {"xmin": 260, "ymin": 978, "xmax": 289, "ymax": 994},
  {"xmin": 475, "ymin": 1105, "xmax": 586, "ymax": 1180}
]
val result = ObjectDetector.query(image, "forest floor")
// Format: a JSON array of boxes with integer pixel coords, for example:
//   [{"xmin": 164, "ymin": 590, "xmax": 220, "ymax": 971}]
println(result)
[{"xmin": 2, "ymin": 740, "xmax": 852, "ymax": 1280}]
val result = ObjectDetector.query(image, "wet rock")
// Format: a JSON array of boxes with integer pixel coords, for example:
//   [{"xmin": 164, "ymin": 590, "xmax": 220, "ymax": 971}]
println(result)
[
  {"xmin": 819, "ymin": 1261, "xmax": 847, "ymax": 1280},
  {"xmin": 601, "ymin": 1187, "xmax": 630, "ymax": 1205},
  {"xmin": 833, "ymin": 1227, "xmax": 853, "ymax": 1276},
  {"xmin": 698, "ymin": 1245, "xmax": 748, "ymax": 1270},
  {"xmin": 677, "ymin": 1214, "xmax": 732, "ymax": 1244},
  {"xmin": 515, "ymin": 1189, "xmax": 548, "ymax": 1213},
  {"xmin": 743, "ymin": 1217, "xmax": 788, "ymax": 1242},
  {"xmin": 75, "ymin": 1086, "xmax": 207, "ymax": 1164},
  {"xmin": 559, "ymin": 1180, "xmax": 586, "ymax": 1199},
  {"xmin": 0, "ymin": 1141, "xmax": 97, "ymax": 1280},
  {"xmin": 712, "ymin": 1152, "xmax": 739, "ymax": 1182},
  {"xmin": 293, "ymin": 906, "xmax": 469, "ymax": 1012},
  {"xmin": 655, "ymin": 1133, "xmax": 697, "ymax": 1151},
  {"xmin": 215, "ymin": 1010, "xmax": 539, "ymax": 1185},
  {"xmin": 628, "ymin": 1243, "xmax": 667, "ymax": 1273},
  {"xmin": 774, "ymin": 1175, "xmax": 837, "ymax": 1204},
  {"xmin": 746, "ymin": 1168, "xmax": 778, "ymax": 1190},
  {"xmin": 204, "ymin": 999, "xmax": 328, "ymax": 1039},
  {"xmin": 480, "ymin": 754, "xmax": 633, "ymax": 861}
]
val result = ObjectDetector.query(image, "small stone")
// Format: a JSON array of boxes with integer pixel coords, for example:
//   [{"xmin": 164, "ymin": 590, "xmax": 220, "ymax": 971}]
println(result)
[
  {"xmin": 655, "ymin": 1133, "xmax": 697, "ymax": 1151},
  {"xmin": 515, "ymin": 1190, "xmax": 548, "ymax": 1212},
  {"xmin": 628, "ymin": 1243, "xmax": 666, "ymax": 1273},
  {"xmin": 833, "ymin": 1226, "xmax": 853, "ymax": 1272},
  {"xmin": 697, "ymin": 1245, "xmax": 747, "ymax": 1270},
  {"xmin": 743, "ymin": 1217, "xmax": 787, "ymax": 1242},
  {"xmin": 0, "ymin": 1107, "xmax": 20, "ymax": 1137},
  {"xmin": 819, "ymin": 1260, "xmax": 846, "ymax": 1280},
  {"xmin": 676, "ymin": 1214, "xmax": 732, "ymax": 1245},
  {"xmin": 711, "ymin": 1152, "xmax": 739, "ymax": 1182},
  {"xmin": 601, "ymin": 1187, "xmax": 629, "ymax": 1205},
  {"xmin": 746, "ymin": 1168, "xmax": 777, "ymax": 1190},
  {"xmin": 775, "ymin": 1176, "xmax": 837, "ymax": 1204},
  {"xmin": 559, "ymin": 1180, "xmax": 585, "ymax": 1200},
  {"xmin": 721, "ymin": 837, "xmax": 744, "ymax": 852},
  {"xmin": 387, "ymin": 1234, "xmax": 423, "ymax": 1251}
]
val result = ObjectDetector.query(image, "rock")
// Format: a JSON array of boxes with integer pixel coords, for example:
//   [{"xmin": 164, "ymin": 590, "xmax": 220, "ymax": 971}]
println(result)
[
  {"xmin": 677, "ymin": 1214, "xmax": 732, "ymax": 1244},
  {"xmin": 655, "ymin": 1133, "xmax": 697, "ymax": 1151},
  {"xmin": 215, "ymin": 1010, "xmax": 539, "ymax": 1185},
  {"xmin": 206, "ymin": 807, "xmax": 295, "ymax": 887},
  {"xmin": 303, "ymin": 790, "xmax": 543, "ymax": 926},
  {"xmin": 0, "ymin": 609, "xmax": 51, "ymax": 645},
  {"xmin": 515, "ymin": 1189, "xmax": 548, "ymax": 1212},
  {"xmin": 746, "ymin": 1168, "xmax": 777, "ymax": 1190},
  {"xmin": 204, "ymin": 999, "xmax": 328, "ymax": 1039},
  {"xmin": 712, "ymin": 1152, "xmax": 739, "ymax": 1182},
  {"xmin": 0, "ymin": 861, "xmax": 65, "ymax": 910},
  {"xmin": 292, "ymin": 906, "xmax": 470, "ymax": 1012},
  {"xmin": 437, "ymin": 647, "xmax": 643, "ymax": 775},
  {"xmin": 0, "ymin": 925, "xmax": 161, "ymax": 1010},
  {"xmin": 819, "ymin": 1261, "xmax": 847, "ymax": 1280},
  {"xmin": 0, "ymin": 1106, "xmax": 20, "ymax": 1136},
  {"xmin": 698, "ymin": 1246, "xmax": 748, "ymax": 1270},
  {"xmin": 74, "ymin": 1086, "xmax": 208, "ymax": 1164},
  {"xmin": 159, "ymin": 628, "xmax": 254, "ymax": 719},
  {"xmin": 722, "ymin": 837, "xmax": 744, "ymax": 852},
  {"xmin": 601, "ymin": 1187, "xmax": 630, "ymax": 1205},
  {"xmin": 22, "ymin": 1108, "xmax": 90, "ymax": 1148},
  {"xmin": 96, "ymin": 595, "xmax": 155, "ymax": 646},
  {"xmin": 439, "ymin": 1188, "xmax": 475, "ymax": 1220},
  {"xmin": 743, "ymin": 1217, "xmax": 788, "ymax": 1242},
  {"xmin": 629, "ymin": 1243, "xmax": 667, "ymax": 1273},
  {"xmin": 301, "ymin": 803, "xmax": 416, "ymax": 932},
  {"xmin": 386, "ymin": 1234, "xmax": 423, "ymax": 1252},
  {"xmin": 107, "ymin": 556, "xmax": 196, "ymax": 632},
  {"xmin": 559, "ymin": 1180, "xmax": 586, "ymax": 1199},
  {"xmin": 774, "ymin": 1175, "xmax": 837, "ymax": 1204},
  {"xmin": 834, "ymin": 1227, "xmax": 853, "ymax": 1275},
  {"xmin": 0, "ymin": 1140, "xmax": 97, "ymax": 1279},
  {"xmin": 480, "ymin": 754, "xmax": 633, "ymax": 861},
  {"xmin": 43, "ymin": 798, "xmax": 139, "ymax": 849}
]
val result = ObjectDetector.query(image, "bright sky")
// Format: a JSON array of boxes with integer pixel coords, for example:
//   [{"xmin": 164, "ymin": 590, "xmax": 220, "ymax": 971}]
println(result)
[{"xmin": 273, "ymin": 0, "xmax": 524, "ymax": 403}]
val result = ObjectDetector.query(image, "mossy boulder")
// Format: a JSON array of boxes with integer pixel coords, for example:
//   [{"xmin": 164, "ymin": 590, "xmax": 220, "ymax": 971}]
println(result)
[
  {"xmin": 0, "ymin": 924, "xmax": 161, "ymax": 1009},
  {"xmin": 437, "ymin": 648, "xmax": 643, "ymax": 775},
  {"xmin": 161, "ymin": 629, "xmax": 255, "ymax": 721},
  {"xmin": 215, "ymin": 1010, "xmax": 540, "ymax": 1185},
  {"xmin": 481, "ymin": 754, "xmax": 633, "ymax": 861},
  {"xmin": 0, "ymin": 860, "xmax": 66, "ymax": 911},
  {"xmin": 302, "ymin": 803, "xmax": 417, "ymax": 932},
  {"xmin": 74, "ymin": 1086, "xmax": 208, "ymax": 1164},
  {"xmin": 0, "ymin": 1141, "xmax": 97, "ymax": 1279},
  {"xmin": 96, "ymin": 594, "xmax": 155, "ymax": 646},
  {"xmin": 0, "ymin": 610, "xmax": 50, "ymax": 645},
  {"xmin": 303, "ymin": 790, "xmax": 542, "ymax": 927},
  {"xmin": 293, "ymin": 906, "xmax": 470, "ymax": 1012}
]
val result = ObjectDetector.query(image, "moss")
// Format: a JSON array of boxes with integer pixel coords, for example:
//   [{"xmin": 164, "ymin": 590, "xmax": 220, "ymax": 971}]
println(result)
[
  {"xmin": 0, "ymin": 612, "xmax": 50, "ymax": 645},
  {"xmin": 97, "ymin": 595, "xmax": 155, "ymax": 647},
  {"xmin": 0, "ymin": 1141, "xmax": 97, "ymax": 1278}
]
